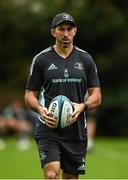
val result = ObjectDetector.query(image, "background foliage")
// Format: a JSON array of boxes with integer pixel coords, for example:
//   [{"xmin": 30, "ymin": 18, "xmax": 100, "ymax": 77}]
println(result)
[{"xmin": 0, "ymin": 0, "xmax": 128, "ymax": 136}]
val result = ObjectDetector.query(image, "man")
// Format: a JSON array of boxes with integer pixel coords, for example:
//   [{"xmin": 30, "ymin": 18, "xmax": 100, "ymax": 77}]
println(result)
[{"xmin": 25, "ymin": 12, "xmax": 101, "ymax": 179}]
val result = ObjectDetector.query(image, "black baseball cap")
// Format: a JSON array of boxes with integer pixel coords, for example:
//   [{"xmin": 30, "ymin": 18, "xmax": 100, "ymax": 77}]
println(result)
[{"xmin": 52, "ymin": 13, "xmax": 76, "ymax": 28}]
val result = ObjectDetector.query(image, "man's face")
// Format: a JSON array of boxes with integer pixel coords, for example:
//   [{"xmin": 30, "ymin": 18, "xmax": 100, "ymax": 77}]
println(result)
[{"xmin": 51, "ymin": 22, "xmax": 77, "ymax": 47}]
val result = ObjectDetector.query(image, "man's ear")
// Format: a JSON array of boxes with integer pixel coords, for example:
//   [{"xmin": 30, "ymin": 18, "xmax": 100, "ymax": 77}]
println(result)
[
  {"xmin": 51, "ymin": 29, "xmax": 56, "ymax": 38},
  {"xmin": 74, "ymin": 27, "xmax": 77, "ymax": 36}
]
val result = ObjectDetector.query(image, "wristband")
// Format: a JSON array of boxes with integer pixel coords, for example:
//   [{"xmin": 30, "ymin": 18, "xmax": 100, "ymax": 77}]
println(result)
[{"xmin": 83, "ymin": 102, "xmax": 88, "ymax": 111}]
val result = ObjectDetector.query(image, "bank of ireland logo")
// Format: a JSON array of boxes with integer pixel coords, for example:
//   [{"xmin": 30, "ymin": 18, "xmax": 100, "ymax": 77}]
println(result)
[
  {"xmin": 64, "ymin": 68, "xmax": 69, "ymax": 78},
  {"xmin": 74, "ymin": 62, "xmax": 83, "ymax": 70}
]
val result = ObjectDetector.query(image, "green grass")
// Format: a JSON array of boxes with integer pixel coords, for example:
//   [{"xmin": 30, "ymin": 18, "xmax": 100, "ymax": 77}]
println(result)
[
  {"xmin": 83, "ymin": 138, "xmax": 128, "ymax": 179},
  {"xmin": 0, "ymin": 137, "xmax": 42, "ymax": 179},
  {"xmin": 0, "ymin": 137, "xmax": 128, "ymax": 179}
]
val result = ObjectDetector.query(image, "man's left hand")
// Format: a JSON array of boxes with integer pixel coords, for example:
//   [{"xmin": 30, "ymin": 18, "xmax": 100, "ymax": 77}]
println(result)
[{"xmin": 68, "ymin": 102, "xmax": 85, "ymax": 126}]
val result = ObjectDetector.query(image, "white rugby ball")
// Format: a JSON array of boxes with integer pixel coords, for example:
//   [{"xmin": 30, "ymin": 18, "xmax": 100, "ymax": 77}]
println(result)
[{"xmin": 48, "ymin": 95, "xmax": 73, "ymax": 128}]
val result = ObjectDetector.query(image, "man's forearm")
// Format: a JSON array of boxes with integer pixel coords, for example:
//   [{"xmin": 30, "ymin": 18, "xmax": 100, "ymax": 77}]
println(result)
[
  {"xmin": 83, "ymin": 87, "xmax": 101, "ymax": 111},
  {"xmin": 84, "ymin": 94, "xmax": 101, "ymax": 110},
  {"xmin": 24, "ymin": 90, "xmax": 41, "ymax": 113}
]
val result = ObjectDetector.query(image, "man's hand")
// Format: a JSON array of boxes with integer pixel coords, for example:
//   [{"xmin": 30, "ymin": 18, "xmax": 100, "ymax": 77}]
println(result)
[
  {"xmin": 38, "ymin": 106, "xmax": 56, "ymax": 128},
  {"xmin": 68, "ymin": 102, "xmax": 85, "ymax": 126}
]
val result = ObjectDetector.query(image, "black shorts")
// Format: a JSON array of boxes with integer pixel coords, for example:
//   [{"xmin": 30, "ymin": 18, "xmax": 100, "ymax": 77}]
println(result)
[{"xmin": 35, "ymin": 137, "xmax": 87, "ymax": 175}]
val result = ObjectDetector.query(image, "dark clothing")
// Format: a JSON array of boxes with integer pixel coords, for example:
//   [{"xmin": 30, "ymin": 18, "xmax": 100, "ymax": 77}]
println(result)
[
  {"xmin": 26, "ymin": 46, "xmax": 100, "ymax": 141},
  {"xmin": 36, "ymin": 137, "xmax": 87, "ymax": 175}
]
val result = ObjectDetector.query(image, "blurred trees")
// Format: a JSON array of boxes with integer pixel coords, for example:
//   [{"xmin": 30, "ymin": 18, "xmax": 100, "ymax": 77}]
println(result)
[{"xmin": 0, "ymin": 0, "xmax": 128, "ymax": 136}]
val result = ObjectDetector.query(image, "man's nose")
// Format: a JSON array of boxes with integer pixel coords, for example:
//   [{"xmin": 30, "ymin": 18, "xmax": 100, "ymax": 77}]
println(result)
[{"xmin": 63, "ymin": 30, "xmax": 68, "ymax": 36}]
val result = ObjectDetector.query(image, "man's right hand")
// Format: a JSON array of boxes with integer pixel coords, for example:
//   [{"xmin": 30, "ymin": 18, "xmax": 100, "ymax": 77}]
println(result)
[{"xmin": 38, "ymin": 106, "xmax": 56, "ymax": 128}]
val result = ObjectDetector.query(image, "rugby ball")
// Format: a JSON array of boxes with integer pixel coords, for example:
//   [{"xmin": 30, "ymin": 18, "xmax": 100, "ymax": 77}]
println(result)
[{"xmin": 48, "ymin": 95, "xmax": 73, "ymax": 128}]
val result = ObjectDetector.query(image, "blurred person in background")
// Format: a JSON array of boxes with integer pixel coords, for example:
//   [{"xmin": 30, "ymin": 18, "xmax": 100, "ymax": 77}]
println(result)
[
  {"xmin": 87, "ymin": 110, "xmax": 96, "ymax": 152},
  {"xmin": 0, "ymin": 116, "xmax": 7, "ymax": 150},
  {"xmin": 0, "ymin": 99, "xmax": 34, "ymax": 151}
]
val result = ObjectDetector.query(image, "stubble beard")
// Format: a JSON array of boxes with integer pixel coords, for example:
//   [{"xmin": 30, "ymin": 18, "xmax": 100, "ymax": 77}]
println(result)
[
  {"xmin": 57, "ymin": 38, "xmax": 72, "ymax": 48},
  {"xmin": 62, "ymin": 43, "xmax": 69, "ymax": 48},
  {"xmin": 61, "ymin": 39, "xmax": 72, "ymax": 48}
]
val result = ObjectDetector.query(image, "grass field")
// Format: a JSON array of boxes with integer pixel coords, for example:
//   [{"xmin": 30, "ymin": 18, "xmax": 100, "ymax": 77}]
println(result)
[{"xmin": 0, "ymin": 136, "xmax": 128, "ymax": 179}]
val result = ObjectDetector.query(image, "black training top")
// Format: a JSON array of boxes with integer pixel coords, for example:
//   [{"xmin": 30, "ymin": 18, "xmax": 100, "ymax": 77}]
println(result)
[{"xmin": 26, "ymin": 46, "xmax": 100, "ymax": 141}]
